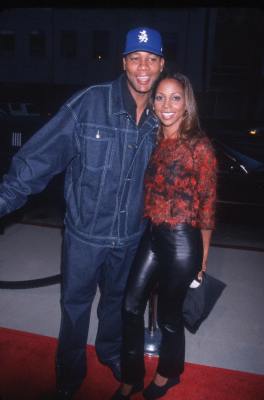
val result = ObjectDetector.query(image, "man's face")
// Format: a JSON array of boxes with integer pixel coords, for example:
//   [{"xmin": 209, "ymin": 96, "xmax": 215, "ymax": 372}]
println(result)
[{"xmin": 123, "ymin": 51, "xmax": 164, "ymax": 96}]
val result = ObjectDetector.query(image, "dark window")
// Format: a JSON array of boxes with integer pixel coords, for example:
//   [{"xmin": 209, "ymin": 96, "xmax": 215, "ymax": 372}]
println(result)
[
  {"xmin": 213, "ymin": 9, "xmax": 251, "ymax": 67},
  {"xmin": 92, "ymin": 30, "xmax": 110, "ymax": 61},
  {"xmin": 210, "ymin": 8, "xmax": 256, "ymax": 90},
  {"xmin": 10, "ymin": 103, "xmax": 21, "ymax": 112},
  {"xmin": 0, "ymin": 31, "xmax": 15, "ymax": 53},
  {"xmin": 60, "ymin": 30, "xmax": 77, "ymax": 59},
  {"xmin": 0, "ymin": 103, "xmax": 10, "ymax": 115},
  {"xmin": 30, "ymin": 30, "xmax": 46, "ymax": 57},
  {"xmin": 26, "ymin": 103, "xmax": 39, "ymax": 114},
  {"xmin": 162, "ymin": 32, "xmax": 178, "ymax": 62}
]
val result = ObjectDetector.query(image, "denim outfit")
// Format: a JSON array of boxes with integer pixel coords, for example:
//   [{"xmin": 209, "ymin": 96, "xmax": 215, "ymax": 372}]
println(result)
[{"xmin": 0, "ymin": 74, "xmax": 158, "ymax": 391}]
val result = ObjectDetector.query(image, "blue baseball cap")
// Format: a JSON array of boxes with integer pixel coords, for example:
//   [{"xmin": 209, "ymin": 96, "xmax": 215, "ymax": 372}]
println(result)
[{"xmin": 123, "ymin": 27, "xmax": 163, "ymax": 57}]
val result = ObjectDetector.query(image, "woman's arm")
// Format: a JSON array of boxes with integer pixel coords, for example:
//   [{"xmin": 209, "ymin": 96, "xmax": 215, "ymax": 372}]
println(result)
[
  {"xmin": 198, "ymin": 228, "xmax": 213, "ymax": 279},
  {"xmin": 195, "ymin": 138, "xmax": 217, "ymax": 279}
]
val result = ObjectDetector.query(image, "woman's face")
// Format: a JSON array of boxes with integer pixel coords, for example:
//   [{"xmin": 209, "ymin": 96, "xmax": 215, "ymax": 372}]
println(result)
[{"xmin": 154, "ymin": 78, "xmax": 186, "ymax": 132}]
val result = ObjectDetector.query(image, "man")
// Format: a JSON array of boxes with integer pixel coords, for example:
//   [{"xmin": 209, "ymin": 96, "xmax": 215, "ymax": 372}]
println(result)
[{"xmin": 0, "ymin": 27, "xmax": 165, "ymax": 399}]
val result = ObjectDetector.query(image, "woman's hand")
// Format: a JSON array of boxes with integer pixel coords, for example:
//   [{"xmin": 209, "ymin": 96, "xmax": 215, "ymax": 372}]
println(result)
[{"xmin": 197, "ymin": 262, "xmax": 207, "ymax": 280}]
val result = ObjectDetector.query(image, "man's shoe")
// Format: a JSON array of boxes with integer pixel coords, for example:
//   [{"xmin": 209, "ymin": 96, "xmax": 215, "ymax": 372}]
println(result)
[
  {"xmin": 53, "ymin": 388, "xmax": 76, "ymax": 400},
  {"xmin": 106, "ymin": 359, "xmax": 121, "ymax": 381},
  {"xmin": 111, "ymin": 381, "xmax": 144, "ymax": 399},
  {"xmin": 143, "ymin": 376, "xmax": 180, "ymax": 399}
]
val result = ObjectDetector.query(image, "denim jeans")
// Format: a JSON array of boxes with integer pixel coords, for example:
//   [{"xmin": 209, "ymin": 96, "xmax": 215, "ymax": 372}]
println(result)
[{"xmin": 56, "ymin": 229, "xmax": 140, "ymax": 392}]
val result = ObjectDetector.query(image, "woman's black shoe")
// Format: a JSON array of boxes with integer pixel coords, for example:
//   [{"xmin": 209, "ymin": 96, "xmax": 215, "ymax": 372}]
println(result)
[
  {"xmin": 142, "ymin": 376, "xmax": 180, "ymax": 399},
  {"xmin": 111, "ymin": 381, "xmax": 144, "ymax": 399}
]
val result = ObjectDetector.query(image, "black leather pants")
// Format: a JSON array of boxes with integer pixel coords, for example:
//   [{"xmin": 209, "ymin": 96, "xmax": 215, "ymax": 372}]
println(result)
[{"xmin": 121, "ymin": 223, "xmax": 203, "ymax": 384}]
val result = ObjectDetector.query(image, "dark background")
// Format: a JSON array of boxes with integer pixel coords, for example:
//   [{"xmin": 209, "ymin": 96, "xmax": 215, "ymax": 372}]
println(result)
[{"xmin": 0, "ymin": 7, "xmax": 263, "ymax": 246}]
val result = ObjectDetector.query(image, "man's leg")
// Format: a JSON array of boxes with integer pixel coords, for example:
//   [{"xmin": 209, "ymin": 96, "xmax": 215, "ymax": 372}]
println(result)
[
  {"xmin": 95, "ymin": 241, "xmax": 140, "ymax": 377},
  {"xmin": 56, "ymin": 231, "xmax": 107, "ymax": 394}
]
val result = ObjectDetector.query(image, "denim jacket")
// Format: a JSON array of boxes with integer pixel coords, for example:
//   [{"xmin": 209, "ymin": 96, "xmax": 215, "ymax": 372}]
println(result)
[{"xmin": 0, "ymin": 75, "xmax": 158, "ymax": 246}]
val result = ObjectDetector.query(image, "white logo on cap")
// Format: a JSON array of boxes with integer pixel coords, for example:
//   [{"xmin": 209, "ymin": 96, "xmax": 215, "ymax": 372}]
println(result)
[{"xmin": 138, "ymin": 30, "xmax": 148, "ymax": 43}]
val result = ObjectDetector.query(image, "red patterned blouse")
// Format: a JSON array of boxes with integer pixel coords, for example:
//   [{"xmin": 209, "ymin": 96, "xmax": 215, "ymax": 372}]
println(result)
[{"xmin": 144, "ymin": 136, "xmax": 217, "ymax": 230}]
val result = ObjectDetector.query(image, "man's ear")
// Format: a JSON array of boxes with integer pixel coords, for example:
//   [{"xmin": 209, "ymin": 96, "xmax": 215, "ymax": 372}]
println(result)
[
  {"xmin": 160, "ymin": 57, "xmax": 165, "ymax": 72},
  {"xmin": 122, "ymin": 57, "xmax": 126, "ymax": 71}
]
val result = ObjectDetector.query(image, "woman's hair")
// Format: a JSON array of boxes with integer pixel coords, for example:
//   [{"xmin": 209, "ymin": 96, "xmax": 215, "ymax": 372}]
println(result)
[{"xmin": 152, "ymin": 71, "xmax": 205, "ymax": 142}]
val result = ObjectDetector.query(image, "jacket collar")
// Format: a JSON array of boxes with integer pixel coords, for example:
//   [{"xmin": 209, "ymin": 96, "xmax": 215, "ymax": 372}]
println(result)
[{"xmin": 109, "ymin": 74, "xmax": 130, "ymax": 116}]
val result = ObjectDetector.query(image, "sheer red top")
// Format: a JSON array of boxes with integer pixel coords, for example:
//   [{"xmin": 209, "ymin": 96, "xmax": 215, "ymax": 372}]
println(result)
[{"xmin": 144, "ymin": 136, "xmax": 217, "ymax": 230}]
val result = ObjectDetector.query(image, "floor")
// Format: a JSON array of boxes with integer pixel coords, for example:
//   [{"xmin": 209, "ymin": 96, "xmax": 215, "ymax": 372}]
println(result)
[{"xmin": 0, "ymin": 221, "xmax": 264, "ymax": 376}]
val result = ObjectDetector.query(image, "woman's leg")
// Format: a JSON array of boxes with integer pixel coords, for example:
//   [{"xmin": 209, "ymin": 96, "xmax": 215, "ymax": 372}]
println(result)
[
  {"xmin": 121, "ymin": 226, "xmax": 160, "ymax": 384},
  {"xmin": 155, "ymin": 224, "xmax": 203, "ymax": 379}
]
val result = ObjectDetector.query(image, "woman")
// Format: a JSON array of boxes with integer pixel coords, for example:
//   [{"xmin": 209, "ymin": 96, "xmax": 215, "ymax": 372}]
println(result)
[{"xmin": 111, "ymin": 72, "xmax": 217, "ymax": 400}]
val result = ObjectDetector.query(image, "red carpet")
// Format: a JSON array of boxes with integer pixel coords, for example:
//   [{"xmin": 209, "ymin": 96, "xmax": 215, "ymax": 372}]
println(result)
[{"xmin": 0, "ymin": 327, "xmax": 263, "ymax": 400}]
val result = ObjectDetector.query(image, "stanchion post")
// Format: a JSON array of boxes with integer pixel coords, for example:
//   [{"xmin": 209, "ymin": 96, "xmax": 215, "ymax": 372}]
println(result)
[{"xmin": 144, "ymin": 287, "xmax": 161, "ymax": 356}]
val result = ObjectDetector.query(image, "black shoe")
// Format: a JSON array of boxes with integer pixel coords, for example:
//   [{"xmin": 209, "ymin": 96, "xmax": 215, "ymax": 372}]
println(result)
[
  {"xmin": 106, "ymin": 359, "xmax": 121, "ymax": 381},
  {"xmin": 111, "ymin": 381, "xmax": 144, "ymax": 399},
  {"xmin": 143, "ymin": 376, "xmax": 180, "ymax": 399},
  {"xmin": 53, "ymin": 388, "xmax": 76, "ymax": 400}
]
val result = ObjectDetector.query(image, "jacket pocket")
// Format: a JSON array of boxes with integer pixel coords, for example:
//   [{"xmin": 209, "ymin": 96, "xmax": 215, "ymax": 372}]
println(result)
[{"xmin": 80, "ymin": 126, "xmax": 114, "ymax": 170}]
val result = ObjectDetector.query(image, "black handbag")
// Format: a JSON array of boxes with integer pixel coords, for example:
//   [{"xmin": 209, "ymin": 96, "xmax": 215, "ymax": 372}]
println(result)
[{"xmin": 183, "ymin": 273, "xmax": 226, "ymax": 333}]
